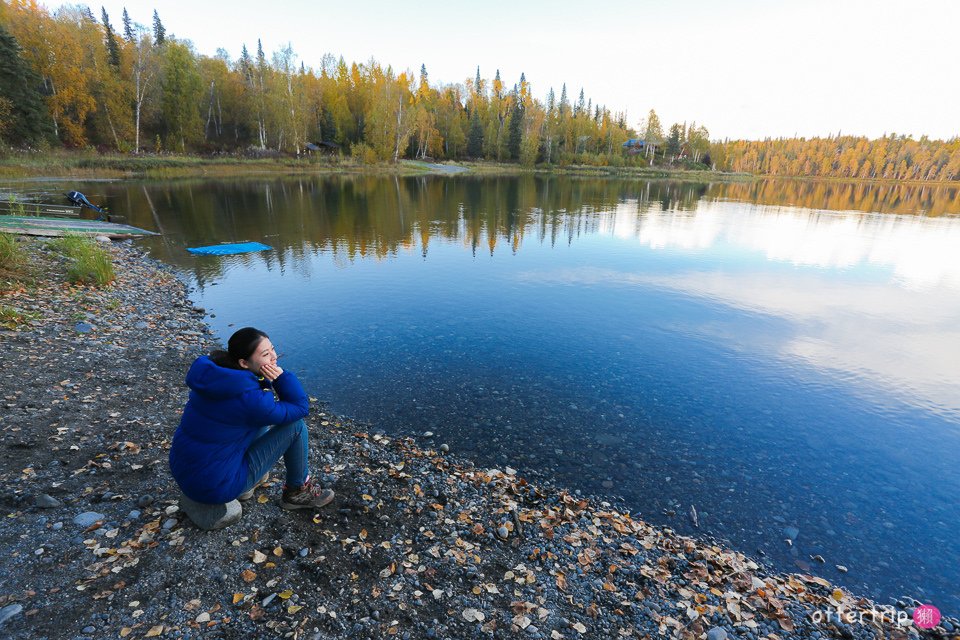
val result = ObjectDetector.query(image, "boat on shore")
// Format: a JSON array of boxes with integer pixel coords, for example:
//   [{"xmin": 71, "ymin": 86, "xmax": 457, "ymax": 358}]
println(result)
[{"xmin": 0, "ymin": 215, "xmax": 158, "ymax": 239}]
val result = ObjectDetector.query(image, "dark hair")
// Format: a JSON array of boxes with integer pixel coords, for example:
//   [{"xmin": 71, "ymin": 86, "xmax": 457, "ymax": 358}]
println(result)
[{"xmin": 210, "ymin": 327, "xmax": 269, "ymax": 369}]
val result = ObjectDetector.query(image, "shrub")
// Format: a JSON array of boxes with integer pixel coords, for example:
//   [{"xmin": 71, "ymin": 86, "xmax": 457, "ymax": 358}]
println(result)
[
  {"xmin": 0, "ymin": 232, "xmax": 23, "ymax": 270},
  {"xmin": 50, "ymin": 235, "xmax": 115, "ymax": 286}
]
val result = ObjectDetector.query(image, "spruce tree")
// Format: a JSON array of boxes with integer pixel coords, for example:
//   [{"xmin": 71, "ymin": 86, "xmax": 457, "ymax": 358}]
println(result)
[
  {"xmin": 0, "ymin": 24, "xmax": 54, "ymax": 146},
  {"xmin": 466, "ymin": 109, "xmax": 484, "ymax": 158},
  {"xmin": 102, "ymin": 8, "xmax": 122, "ymax": 67},
  {"xmin": 152, "ymin": 9, "xmax": 165, "ymax": 46},
  {"xmin": 507, "ymin": 88, "xmax": 523, "ymax": 160},
  {"xmin": 122, "ymin": 8, "xmax": 134, "ymax": 40}
]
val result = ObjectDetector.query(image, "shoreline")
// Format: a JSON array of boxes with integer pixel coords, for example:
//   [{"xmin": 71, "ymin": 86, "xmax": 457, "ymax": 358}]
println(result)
[{"xmin": 0, "ymin": 238, "xmax": 953, "ymax": 639}]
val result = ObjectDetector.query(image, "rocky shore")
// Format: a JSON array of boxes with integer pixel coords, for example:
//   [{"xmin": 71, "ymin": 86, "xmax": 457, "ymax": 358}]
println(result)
[{"xmin": 0, "ymin": 238, "xmax": 954, "ymax": 640}]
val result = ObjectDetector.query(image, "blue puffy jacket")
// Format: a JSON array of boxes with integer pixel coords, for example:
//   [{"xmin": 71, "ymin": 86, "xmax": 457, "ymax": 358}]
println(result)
[{"xmin": 169, "ymin": 355, "xmax": 310, "ymax": 503}]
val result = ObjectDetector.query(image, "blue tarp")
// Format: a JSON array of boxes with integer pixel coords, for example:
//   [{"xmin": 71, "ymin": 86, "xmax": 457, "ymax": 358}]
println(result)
[{"xmin": 186, "ymin": 242, "xmax": 272, "ymax": 256}]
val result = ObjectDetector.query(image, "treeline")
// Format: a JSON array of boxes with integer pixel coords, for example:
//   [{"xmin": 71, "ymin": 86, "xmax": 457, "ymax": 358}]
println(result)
[
  {"xmin": 712, "ymin": 135, "xmax": 960, "ymax": 182},
  {"xmin": 0, "ymin": 1, "xmax": 644, "ymax": 166}
]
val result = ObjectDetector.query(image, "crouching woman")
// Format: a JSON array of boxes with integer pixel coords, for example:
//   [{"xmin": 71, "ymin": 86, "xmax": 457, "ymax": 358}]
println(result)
[{"xmin": 169, "ymin": 327, "xmax": 334, "ymax": 510}]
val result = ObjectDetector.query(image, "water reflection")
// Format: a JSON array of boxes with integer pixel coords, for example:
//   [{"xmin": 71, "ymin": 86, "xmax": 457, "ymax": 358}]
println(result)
[{"xmin": 53, "ymin": 174, "xmax": 960, "ymax": 614}]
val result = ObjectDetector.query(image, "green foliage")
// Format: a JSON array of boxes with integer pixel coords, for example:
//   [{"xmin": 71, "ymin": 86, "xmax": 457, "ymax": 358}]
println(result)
[
  {"xmin": 49, "ymin": 235, "xmax": 115, "ymax": 287},
  {"xmin": 0, "ymin": 231, "xmax": 24, "ymax": 270},
  {"xmin": 0, "ymin": 304, "xmax": 38, "ymax": 329},
  {"xmin": 0, "ymin": 23, "xmax": 53, "ymax": 146}
]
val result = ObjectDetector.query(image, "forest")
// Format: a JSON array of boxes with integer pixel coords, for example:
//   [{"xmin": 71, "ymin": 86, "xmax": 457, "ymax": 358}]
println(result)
[{"xmin": 1, "ymin": 1, "xmax": 959, "ymax": 181}]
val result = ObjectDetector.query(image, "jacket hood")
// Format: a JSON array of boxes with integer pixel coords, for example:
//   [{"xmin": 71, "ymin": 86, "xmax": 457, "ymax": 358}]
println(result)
[{"xmin": 185, "ymin": 355, "xmax": 261, "ymax": 399}]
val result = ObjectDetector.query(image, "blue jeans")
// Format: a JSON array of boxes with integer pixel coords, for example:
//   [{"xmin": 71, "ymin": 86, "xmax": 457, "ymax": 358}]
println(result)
[{"xmin": 240, "ymin": 419, "xmax": 309, "ymax": 493}]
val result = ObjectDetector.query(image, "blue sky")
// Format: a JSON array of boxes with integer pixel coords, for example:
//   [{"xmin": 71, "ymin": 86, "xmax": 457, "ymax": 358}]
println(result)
[{"xmin": 92, "ymin": 0, "xmax": 959, "ymax": 141}]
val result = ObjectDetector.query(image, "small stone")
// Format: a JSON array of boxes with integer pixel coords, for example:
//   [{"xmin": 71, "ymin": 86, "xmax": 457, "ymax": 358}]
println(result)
[
  {"xmin": 134, "ymin": 321, "xmax": 149, "ymax": 329},
  {"xmin": 707, "ymin": 628, "xmax": 728, "ymax": 640},
  {"xmin": 94, "ymin": 235, "xmax": 111, "ymax": 243},
  {"xmin": 497, "ymin": 526, "xmax": 509, "ymax": 540},
  {"xmin": 262, "ymin": 593, "xmax": 277, "ymax": 607},
  {"xmin": 0, "ymin": 604, "xmax": 22, "ymax": 627},
  {"xmin": 52, "ymin": 522, "xmax": 63, "ymax": 530},
  {"xmin": 423, "ymin": 431, "xmax": 434, "ymax": 438},
  {"xmin": 161, "ymin": 518, "xmax": 177, "ymax": 530},
  {"xmin": 74, "ymin": 321, "xmax": 93, "ymax": 333},
  {"xmin": 836, "ymin": 565, "xmax": 848, "ymax": 573},
  {"xmin": 783, "ymin": 526, "xmax": 799, "ymax": 541},
  {"xmin": 439, "ymin": 444, "xmax": 449, "ymax": 453},
  {"xmin": 601, "ymin": 480, "xmax": 613, "ymax": 489},
  {"xmin": 72, "ymin": 512, "xmax": 105, "ymax": 528},
  {"xmin": 36, "ymin": 493, "xmax": 62, "ymax": 509},
  {"xmin": 82, "ymin": 626, "xmax": 96, "ymax": 633},
  {"xmin": 136, "ymin": 495, "xmax": 154, "ymax": 508},
  {"xmin": 299, "ymin": 548, "xmax": 309, "ymax": 557},
  {"xmin": 128, "ymin": 510, "xmax": 141, "ymax": 520}
]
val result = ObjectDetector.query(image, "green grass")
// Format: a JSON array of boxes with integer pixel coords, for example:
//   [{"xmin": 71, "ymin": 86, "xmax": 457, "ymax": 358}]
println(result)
[
  {"xmin": 0, "ymin": 232, "xmax": 24, "ymax": 271},
  {"xmin": 49, "ymin": 235, "xmax": 115, "ymax": 287},
  {"xmin": 0, "ymin": 304, "xmax": 38, "ymax": 330}
]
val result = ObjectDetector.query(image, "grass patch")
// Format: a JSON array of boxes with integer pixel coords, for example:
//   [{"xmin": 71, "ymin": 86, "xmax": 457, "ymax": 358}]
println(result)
[
  {"xmin": 0, "ymin": 232, "xmax": 24, "ymax": 271},
  {"xmin": 49, "ymin": 235, "xmax": 115, "ymax": 287},
  {"xmin": 0, "ymin": 304, "xmax": 38, "ymax": 330}
]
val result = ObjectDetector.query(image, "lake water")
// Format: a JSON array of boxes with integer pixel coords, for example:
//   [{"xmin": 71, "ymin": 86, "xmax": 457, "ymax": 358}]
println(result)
[{"xmin": 34, "ymin": 175, "xmax": 960, "ymax": 614}]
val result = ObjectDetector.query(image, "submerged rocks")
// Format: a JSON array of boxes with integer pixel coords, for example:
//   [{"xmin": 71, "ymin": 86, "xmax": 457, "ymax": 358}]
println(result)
[{"xmin": 35, "ymin": 493, "xmax": 62, "ymax": 509}]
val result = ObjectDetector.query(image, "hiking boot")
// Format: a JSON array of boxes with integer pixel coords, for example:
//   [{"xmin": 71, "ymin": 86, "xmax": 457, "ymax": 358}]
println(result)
[
  {"xmin": 238, "ymin": 473, "xmax": 270, "ymax": 501},
  {"xmin": 280, "ymin": 478, "xmax": 335, "ymax": 510}
]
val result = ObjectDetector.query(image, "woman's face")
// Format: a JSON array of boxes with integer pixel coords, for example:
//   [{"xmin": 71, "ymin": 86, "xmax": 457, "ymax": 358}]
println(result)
[{"xmin": 238, "ymin": 337, "xmax": 277, "ymax": 375}]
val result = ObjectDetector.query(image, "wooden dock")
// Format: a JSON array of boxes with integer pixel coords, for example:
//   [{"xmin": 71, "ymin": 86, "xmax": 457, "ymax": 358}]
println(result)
[{"xmin": 0, "ymin": 216, "xmax": 157, "ymax": 239}]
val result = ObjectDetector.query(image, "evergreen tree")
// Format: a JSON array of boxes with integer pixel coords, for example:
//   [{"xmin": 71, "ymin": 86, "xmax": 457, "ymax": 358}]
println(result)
[
  {"xmin": 122, "ymin": 8, "xmax": 133, "ymax": 40},
  {"xmin": 101, "ymin": 8, "xmax": 121, "ymax": 68},
  {"xmin": 575, "ymin": 88, "xmax": 585, "ymax": 117},
  {"xmin": 507, "ymin": 89, "xmax": 523, "ymax": 160},
  {"xmin": 0, "ymin": 24, "xmax": 53, "ymax": 146},
  {"xmin": 558, "ymin": 84, "xmax": 569, "ymax": 116},
  {"xmin": 152, "ymin": 9, "xmax": 165, "ymax": 46},
  {"xmin": 466, "ymin": 108, "xmax": 483, "ymax": 157}
]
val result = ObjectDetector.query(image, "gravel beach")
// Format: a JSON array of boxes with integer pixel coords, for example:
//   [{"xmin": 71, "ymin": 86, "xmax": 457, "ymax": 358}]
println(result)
[{"xmin": 0, "ymin": 238, "xmax": 954, "ymax": 640}]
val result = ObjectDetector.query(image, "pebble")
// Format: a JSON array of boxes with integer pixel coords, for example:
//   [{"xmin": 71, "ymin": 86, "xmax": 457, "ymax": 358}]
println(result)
[
  {"xmin": 82, "ymin": 626, "xmax": 96, "ymax": 633},
  {"xmin": 262, "ymin": 593, "xmax": 277, "ymax": 607},
  {"xmin": 783, "ymin": 526, "xmax": 799, "ymax": 541},
  {"xmin": 0, "ymin": 604, "xmax": 22, "ymax": 627},
  {"xmin": 162, "ymin": 518, "xmax": 178, "ymax": 530},
  {"xmin": 136, "ymin": 494, "xmax": 154, "ymax": 508},
  {"xmin": 35, "ymin": 493, "xmax": 62, "ymax": 508},
  {"xmin": 439, "ymin": 444, "xmax": 449, "ymax": 453},
  {"xmin": 707, "ymin": 628, "xmax": 728, "ymax": 640},
  {"xmin": 128, "ymin": 510, "xmax": 141, "ymax": 519},
  {"xmin": 497, "ymin": 526, "xmax": 509, "ymax": 540},
  {"xmin": 72, "ymin": 512, "xmax": 105, "ymax": 527},
  {"xmin": 74, "ymin": 321, "xmax": 93, "ymax": 333},
  {"xmin": 299, "ymin": 547, "xmax": 309, "ymax": 557}
]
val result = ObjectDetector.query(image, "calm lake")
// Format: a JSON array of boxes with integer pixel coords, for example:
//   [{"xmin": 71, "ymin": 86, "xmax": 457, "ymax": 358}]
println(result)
[{"xmin": 41, "ymin": 175, "xmax": 960, "ymax": 613}]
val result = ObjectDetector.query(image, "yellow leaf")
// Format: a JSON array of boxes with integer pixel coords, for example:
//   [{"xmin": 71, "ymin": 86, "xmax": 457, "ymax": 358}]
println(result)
[
  {"xmin": 241, "ymin": 569, "xmax": 256, "ymax": 583},
  {"xmin": 288, "ymin": 605, "xmax": 302, "ymax": 614},
  {"xmin": 359, "ymin": 529, "xmax": 368, "ymax": 540},
  {"xmin": 278, "ymin": 590, "xmax": 294, "ymax": 600},
  {"xmin": 146, "ymin": 626, "xmax": 164, "ymax": 637},
  {"xmin": 362, "ymin": 494, "xmax": 373, "ymax": 501},
  {"xmin": 257, "ymin": 494, "xmax": 268, "ymax": 504},
  {"xmin": 264, "ymin": 562, "xmax": 276, "ymax": 569},
  {"xmin": 272, "ymin": 546, "xmax": 283, "ymax": 557},
  {"xmin": 232, "ymin": 593, "xmax": 244, "ymax": 605},
  {"xmin": 120, "ymin": 629, "xmax": 132, "ymax": 638}
]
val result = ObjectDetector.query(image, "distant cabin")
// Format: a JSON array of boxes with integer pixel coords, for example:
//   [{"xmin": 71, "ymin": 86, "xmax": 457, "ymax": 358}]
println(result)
[
  {"xmin": 305, "ymin": 141, "xmax": 340, "ymax": 155},
  {"xmin": 622, "ymin": 139, "xmax": 657, "ymax": 156}
]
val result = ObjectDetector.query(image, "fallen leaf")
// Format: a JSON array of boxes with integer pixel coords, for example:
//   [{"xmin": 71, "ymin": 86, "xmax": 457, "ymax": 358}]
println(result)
[
  {"xmin": 288, "ymin": 605, "xmax": 302, "ymax": 614},
  {"xmin": 278, "ymin": 590, "xmax": 293, "ymax": 600},
  {"xmin": 145, "ymin": 626, "xmax": 163, "ymax": 637},
  {"xmin": 272, "ymin": 546, "xmax": 283, "ymax": 557},
  {"xmin": 232, "ymin": 593, "xmax": 244, "ymax": 605},
  {"xmin": 241, "ymin": 569, "xmax": 256, "ymax": 583},
  {"xmin": 257, "ymin": 495, "xmax": 268, "ymax": 504}
]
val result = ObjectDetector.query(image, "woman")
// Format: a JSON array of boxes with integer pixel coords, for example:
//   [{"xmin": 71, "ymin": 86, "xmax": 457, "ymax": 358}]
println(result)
[{"xmin": 169, "ymin": 327, "xmax": 334, "ymax": 510}]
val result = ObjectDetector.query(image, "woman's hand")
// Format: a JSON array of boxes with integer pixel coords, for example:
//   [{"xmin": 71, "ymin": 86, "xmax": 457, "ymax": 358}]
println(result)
[{"xmin": 259, "ymin": 362, "xmax": 284, "ymax": 381}]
